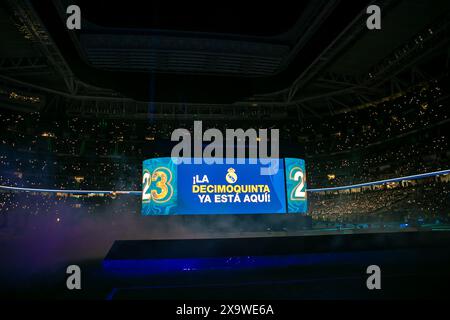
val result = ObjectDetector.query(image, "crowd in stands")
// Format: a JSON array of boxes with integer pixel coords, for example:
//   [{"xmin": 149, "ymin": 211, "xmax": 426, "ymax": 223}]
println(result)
[
  {"xmin": 0, "ymin": 79, "xmax": 449, "ymax": 229},
  {"xmin": 309, "ymin": 180, "xmax": 450, "ymax": 226}
]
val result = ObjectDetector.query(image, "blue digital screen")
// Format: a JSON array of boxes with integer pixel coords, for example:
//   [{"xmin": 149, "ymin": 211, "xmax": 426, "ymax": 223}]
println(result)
[{"xmin": 141, "ymin": 158, "xmax": 307, "ymax": 215}]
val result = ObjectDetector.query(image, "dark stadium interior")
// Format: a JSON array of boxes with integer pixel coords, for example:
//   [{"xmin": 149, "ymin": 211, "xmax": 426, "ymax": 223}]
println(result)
[{"xmin": 0, "ymin": 0, "xmax": 450, "ymax": 300}]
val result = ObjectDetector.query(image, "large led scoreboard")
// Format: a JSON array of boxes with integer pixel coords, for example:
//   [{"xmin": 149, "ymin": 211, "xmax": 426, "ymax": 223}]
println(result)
[{"xmin": 141, "ymin": 158, "xmax": 307, "ymax": 215}]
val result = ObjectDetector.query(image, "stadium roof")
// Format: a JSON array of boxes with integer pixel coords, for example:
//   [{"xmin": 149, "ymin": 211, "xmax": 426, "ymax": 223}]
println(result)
[{"xmin": 0, "ymin": 0, "xmax": 449, "ymax": 117}]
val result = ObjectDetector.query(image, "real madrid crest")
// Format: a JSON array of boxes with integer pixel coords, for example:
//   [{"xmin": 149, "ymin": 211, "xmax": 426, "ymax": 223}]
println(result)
[{"xmin": 225, "ymin": 168, "xmax": 237, "ymax": 184}]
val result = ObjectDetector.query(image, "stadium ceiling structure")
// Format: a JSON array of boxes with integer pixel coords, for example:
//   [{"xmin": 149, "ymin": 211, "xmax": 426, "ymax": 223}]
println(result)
[{"xmin": 0, "ymin": 0, "xmax": 449, "ymax": 119}]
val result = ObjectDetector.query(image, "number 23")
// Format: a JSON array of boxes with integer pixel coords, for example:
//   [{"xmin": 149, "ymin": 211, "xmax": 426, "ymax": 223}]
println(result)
[{"xmin": 142, "ymin": 167, "xmax": 173, "ymax": 203}]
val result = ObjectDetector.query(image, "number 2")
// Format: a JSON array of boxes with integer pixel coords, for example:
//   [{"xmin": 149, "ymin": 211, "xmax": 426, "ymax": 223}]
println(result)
[
  {"xmin": 142, "ymin": 170, "xmax": 152, "ymax": 202},
  {"xmin": 290, "ymin": 167, "xmax": 306, "ymax": 200}
]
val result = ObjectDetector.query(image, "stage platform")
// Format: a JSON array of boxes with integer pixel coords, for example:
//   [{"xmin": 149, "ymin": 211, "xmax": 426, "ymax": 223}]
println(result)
[{"xmin": 103, "ymin": 230, "xmax": 450, "ymax": 299}]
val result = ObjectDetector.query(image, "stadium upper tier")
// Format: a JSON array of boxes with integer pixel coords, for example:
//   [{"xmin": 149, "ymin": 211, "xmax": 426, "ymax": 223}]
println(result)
[{"xmin": 1, "ymin": 79, "xmax": 448, "ymax": 191}]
